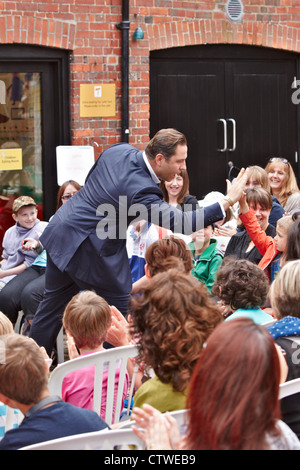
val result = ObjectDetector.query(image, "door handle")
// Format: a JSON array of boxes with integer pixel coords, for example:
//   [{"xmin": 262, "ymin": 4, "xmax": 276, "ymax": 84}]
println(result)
[
  {"xmin": 227, "ymin": 118, "xmax": 236, "ymax": 152},
  {"xmin": 217, "ymin": 119, "xmax": 227, "ymax": 152}
]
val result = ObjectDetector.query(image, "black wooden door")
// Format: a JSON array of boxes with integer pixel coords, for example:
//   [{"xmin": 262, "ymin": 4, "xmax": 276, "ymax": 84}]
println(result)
[{"xmin": 150, "ymin": 45, "xmax": 299, "ymax": 199}]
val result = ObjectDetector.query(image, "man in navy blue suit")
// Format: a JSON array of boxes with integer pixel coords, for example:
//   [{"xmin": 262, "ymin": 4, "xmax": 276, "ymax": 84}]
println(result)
[{"xmin": 29, "ymin": 128, "xmax": 247, "ymax": 355}]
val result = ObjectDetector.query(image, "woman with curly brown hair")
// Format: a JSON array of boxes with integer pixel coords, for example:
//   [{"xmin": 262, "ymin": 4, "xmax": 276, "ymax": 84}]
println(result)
[
  {"xmin": 130, "ymin": 268, "xmax": 223, "ymax": 413},
  {"xmin": 211, "ymin": 257, "xmax": 272, "ymax": 324}
]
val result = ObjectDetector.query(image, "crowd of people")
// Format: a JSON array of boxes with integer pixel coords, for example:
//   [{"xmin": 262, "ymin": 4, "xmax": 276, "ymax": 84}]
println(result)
[{"xmin": 0, "ymin": 128, "xmax": 300, "ymax": 450}]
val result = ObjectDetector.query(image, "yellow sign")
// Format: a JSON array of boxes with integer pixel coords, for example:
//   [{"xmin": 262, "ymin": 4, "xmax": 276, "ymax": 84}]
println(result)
[
  {"xmin": 80, "ymin": 84, "xmax": 116, "ymax": 117},
  {"xmin": 0, "ymin": 148, "xmax": 22, "ymax": 170}
]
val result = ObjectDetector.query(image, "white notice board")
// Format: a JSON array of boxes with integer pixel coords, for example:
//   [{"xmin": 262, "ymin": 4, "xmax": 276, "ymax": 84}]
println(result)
[{"xmin": 56, "ymin": 146, "xmax": 95, "ymax": 186}]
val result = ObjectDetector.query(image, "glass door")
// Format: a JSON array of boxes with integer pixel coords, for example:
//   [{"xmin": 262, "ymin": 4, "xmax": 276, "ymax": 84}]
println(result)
[
  {"xmin": 0, "ymin": 72, "xmax": 43, "ymax": 201},
  {"xmin": 0, "ymin": 45, "xmax": 70, "ymax": 251}
]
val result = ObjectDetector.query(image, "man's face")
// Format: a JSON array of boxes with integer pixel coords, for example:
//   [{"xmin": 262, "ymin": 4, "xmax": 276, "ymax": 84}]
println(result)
[{"xmin": 156, "ymin": 144, "xmax": 187, "ymax": 182}]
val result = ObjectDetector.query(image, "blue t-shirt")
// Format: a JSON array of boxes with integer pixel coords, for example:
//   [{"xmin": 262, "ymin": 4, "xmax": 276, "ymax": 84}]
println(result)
[
  {"xmin": 225, "ymin": 307, "xmax": 273, "ymax": 325},
  {"xmin": 0, "ymin": 401, "xmax": 108, "ymax": 450}
]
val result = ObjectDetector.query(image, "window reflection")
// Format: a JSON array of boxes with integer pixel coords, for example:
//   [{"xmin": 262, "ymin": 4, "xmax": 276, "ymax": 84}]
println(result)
[{"xmin": 0, "ymin": 72, "xmax": 43, "ymax": 253}]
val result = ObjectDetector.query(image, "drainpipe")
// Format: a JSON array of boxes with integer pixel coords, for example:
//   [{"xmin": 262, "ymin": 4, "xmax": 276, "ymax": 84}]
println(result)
[{"xmin": 116, "ymin": 0, "xmax": 130, "ymax": 143}]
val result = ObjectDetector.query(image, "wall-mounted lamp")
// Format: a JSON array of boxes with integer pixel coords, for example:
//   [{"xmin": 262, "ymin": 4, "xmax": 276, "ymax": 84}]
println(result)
[{"xmin": 133, "ymin": 14, "xmax": 144, "ymax": 40}]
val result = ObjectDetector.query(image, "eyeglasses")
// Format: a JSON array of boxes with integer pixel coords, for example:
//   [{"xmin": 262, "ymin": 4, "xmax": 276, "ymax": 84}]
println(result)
[
  {"xmin": 61, "ymin": 192, "xmax": 77, "ymax": 201},
  {"xmin": 268, "ymin": 157, "xmax": 288, "ymax": 164}
]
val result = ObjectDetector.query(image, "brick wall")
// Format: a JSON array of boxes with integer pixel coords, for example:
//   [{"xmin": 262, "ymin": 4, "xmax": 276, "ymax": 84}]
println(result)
[{"xmin": 0, "ymin": 0, "xmax": 299, "ymax": 155}]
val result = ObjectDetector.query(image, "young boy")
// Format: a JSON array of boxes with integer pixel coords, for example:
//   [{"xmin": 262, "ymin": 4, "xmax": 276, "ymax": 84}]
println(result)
[
  {"xmin": 62, "ymin": 290, "xmax": 129, "ymax": 421},
  {"xmin": 0, "ymin": 334, "xmax": 108, "ymax": 450},
  {"xmin": 188, "ymin": 224, "xmax": 224, "ymax": 293},
  {"xmin": 0, "ymin": 196, "xmax": 47, "ymax": 289}
]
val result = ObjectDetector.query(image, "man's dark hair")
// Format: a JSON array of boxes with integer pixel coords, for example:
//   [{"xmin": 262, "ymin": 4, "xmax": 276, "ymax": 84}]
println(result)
[{"xmin": 145, "ymin": 128, "xmax": 187, "ymax": 161}]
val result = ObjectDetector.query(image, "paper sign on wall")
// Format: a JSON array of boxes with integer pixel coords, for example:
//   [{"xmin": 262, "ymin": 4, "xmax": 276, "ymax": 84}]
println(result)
[
  {"xmin": 80, "ymin": 84, "xmax": 116, "ymax": 117},
  {"xmin": 0, "ymin": 148, "xmax": 22, "ymax": 170},
  {"xmin": 56, "ymin": 146, "xmax": 95, "ymax": 186}
]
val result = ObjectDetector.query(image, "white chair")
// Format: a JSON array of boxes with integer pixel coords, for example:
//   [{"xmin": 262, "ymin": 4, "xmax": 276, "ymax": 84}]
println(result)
[
  {"xmin": 56, "ymin": 327, "xmax": 65, "ymax": 364},
  {"xmin": 14, "ymin": 311, "xmax": 24, "ymax": 333},
  {"xmin": 119, "ymin": 408, "xmax": 189, "ymax": 436},
  {"xmin": 5, "ymin": 407, "xmax": 24, "ymax": 433},
  {"xmin": 48, "ymin": 344, "xmax": 139, "ymax": 426},
  {"xmin": 279, "ymin": 377, "xmax": 300, "ymax": 399},
  {"xmin": 262, "ymin": 319, "xmax": 277, "ymax": 327},
  {"xmin": 19, "ymin": 428, "xmax": 145, "ymax": 450}
]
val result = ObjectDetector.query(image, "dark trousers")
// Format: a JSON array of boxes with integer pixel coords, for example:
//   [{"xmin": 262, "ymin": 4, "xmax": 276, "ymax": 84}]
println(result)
[
  {"xmin": 29, "ymin": 255, "xmax": 130, "ymax": 356},
  {"xmin": 0, "ymin": 265, "xmax": 45, "ymax": 324}
]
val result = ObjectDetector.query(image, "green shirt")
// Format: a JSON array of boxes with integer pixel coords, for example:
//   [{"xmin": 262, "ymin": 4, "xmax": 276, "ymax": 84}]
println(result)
[
  {"xmin": 189, "ymin": 238, "xmax": 223, "ymax": 292},
  {"xmin": 133, "ymin": 375, "xmax": 187, "ymax": 413}
]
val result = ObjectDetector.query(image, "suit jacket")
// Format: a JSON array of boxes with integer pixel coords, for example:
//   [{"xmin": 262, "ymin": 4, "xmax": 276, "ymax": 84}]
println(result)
[{"xmin": 40, "ymin": 143, "xmax": 224, "ymax": 295}]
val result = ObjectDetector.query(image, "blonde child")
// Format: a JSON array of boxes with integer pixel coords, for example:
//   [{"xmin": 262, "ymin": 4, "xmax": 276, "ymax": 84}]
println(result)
[
  {"xmin": 239, "ymin": 191, "xmax": 295, "ymax": 281},
  {"xmin": 62, "ymin": 290, "xmax": 129, "ymax": 421}
]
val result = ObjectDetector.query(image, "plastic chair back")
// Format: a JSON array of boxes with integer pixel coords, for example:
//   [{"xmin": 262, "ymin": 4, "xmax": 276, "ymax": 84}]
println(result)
[
  {"xmin": 119, "ymin": 408, "xmax": 189, "ymax": 436},
  {"xmin": 48, "ymin": 344, "xmax": 139, "ymax": 425},
  {"xmin": 279, "ymin": 377, "xmax": 300, "ymax": 399},
  {"xmin": 19, "ymin": 428, "xmax": 145, "ymax": 450}
]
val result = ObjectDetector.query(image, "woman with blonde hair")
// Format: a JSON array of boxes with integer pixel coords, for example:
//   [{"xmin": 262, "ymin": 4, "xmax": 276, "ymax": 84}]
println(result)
[{"xmin": 265, "ymin": 158, "xmax": 300, "ymax": 213}]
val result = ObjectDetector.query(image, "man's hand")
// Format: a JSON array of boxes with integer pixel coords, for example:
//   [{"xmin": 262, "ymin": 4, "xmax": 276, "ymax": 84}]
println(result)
[{"xmin": 226, "ymin": 168, "xmax": 248, "ymax": 205}]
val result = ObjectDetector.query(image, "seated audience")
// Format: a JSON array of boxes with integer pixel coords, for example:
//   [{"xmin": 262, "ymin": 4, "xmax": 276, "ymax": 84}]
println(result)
[
  {"xmin": 126, "ymin": 219, "xmax": 169, "ymax": 285},
  {"xmin": 225, "ymin": 188, "xmax": 276, "ymax": 265},
  {"xmin": 132, "ymin": 318, "xmax": 300, "ymax": 450},
  {"xmin": 131, "ymin": 235, "xmax": 192, "ymax": 294},
  {"xmin": 267, "ymin": 260, "xmax": 300, "ymax": 438},
  {"xmin": 238, "ymin": 190, "xmax": 296, "ymax": 280},
  {"xmin": 211, "ymin": 257, "xmax": 272, "ymax": 323},
  {"xmin": 106, "ymin": 236, "xmax": 194, "ymax": 393},
  {"xmin": 0, "ymin": 196, "xmax": 47, "ymax": 295},
  {"xmin": 0, "ymin": 180, "xmax": 80, "ymax": 329},
  {"xmin": 0, "ymin": 334, "xmax": 108, "ymax": 450},
  {"xmin": 130, "ymin": 269, "xmax": 223, "ymax": 413},
  {"xmin": 62, "ymin": 290, "xmax": 129, "ymax": 421},
  {"xmin": 188, "ymin": 223, "xmax": 223, "ymax": 293}
]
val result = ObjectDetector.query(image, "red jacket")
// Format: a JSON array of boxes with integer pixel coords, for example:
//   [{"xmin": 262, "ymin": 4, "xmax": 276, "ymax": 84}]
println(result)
[{"xmin": 239, "ymin": 209, "xmax": 280, "ymax": 272}]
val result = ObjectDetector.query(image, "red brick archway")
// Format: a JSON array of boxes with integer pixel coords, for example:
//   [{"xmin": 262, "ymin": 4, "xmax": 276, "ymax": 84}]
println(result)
[
  {"xmin": 2, "ymin": 16, "xmax": 299, "ymax": 55},
  {"xmin": 146, "ymin": 19, "xmax": 300, "ymax": 53},
  {"xmin": 0, "ymin": 15, "xmax": 76, "ymax": 49}
]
